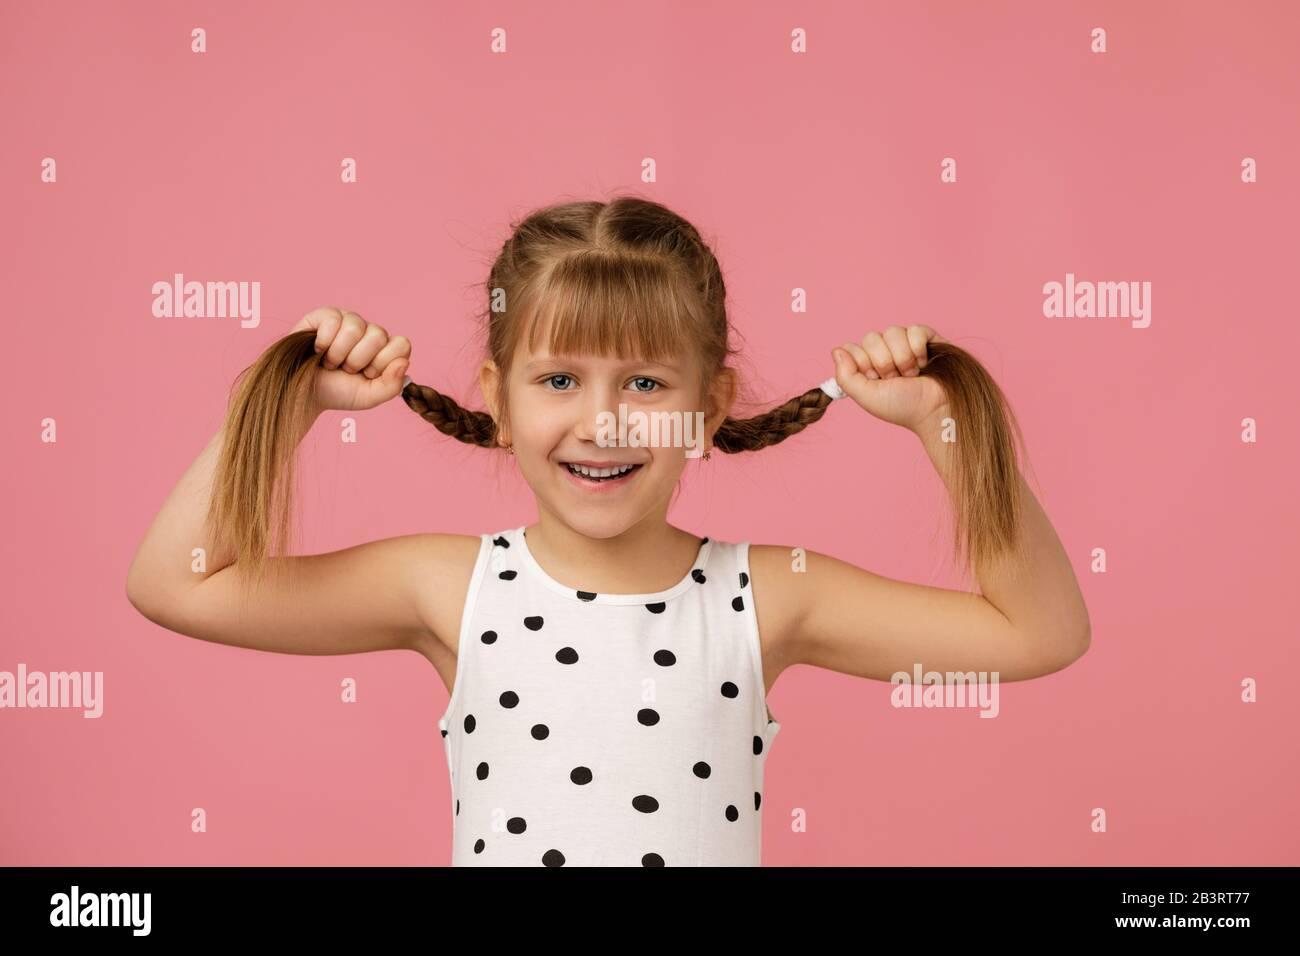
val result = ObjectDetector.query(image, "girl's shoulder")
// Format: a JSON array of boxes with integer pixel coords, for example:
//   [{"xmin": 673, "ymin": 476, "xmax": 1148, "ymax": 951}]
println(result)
[
  {"xmin": 407, "ymin": 532, "xmax": 492, "ymax": 664},
  {"xmin": 744, "ymin": 543, "xmax": 809, "ymax": 676}
]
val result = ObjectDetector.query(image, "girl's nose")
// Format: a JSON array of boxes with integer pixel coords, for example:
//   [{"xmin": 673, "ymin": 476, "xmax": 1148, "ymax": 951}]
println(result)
[{"xmin": 573, "ymin": 387, "xmax": 620, "ymax": 442}]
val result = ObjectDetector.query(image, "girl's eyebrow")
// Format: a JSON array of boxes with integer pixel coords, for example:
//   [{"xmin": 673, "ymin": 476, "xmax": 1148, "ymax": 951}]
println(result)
[{"xmin": 523, "ymin": 357, "xmax": 680, "ymax": 372}]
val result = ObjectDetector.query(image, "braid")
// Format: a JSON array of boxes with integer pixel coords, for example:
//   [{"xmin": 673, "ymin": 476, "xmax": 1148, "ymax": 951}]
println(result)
[
  {"xmin": 401, "ymin": 381, "xmax": 499, "ymax": 447},
  {"xmin": 397, "ymin": 378, "xmax": 838, "ymax": 454},
  {"xmin": 712, "ymin": 387, "xmax": 834, "ymax": 453}
]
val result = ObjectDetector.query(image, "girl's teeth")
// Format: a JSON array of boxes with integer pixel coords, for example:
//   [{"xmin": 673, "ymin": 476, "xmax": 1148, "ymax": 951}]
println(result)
[{"xmin": 567, "ymin": 463, "xmax": 636, "ymax": 480}]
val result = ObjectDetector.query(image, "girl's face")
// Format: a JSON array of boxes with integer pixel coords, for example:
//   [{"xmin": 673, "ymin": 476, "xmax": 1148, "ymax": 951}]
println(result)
[{"xmin": 481, "ymin": 339, "xmax": 734, "ymax": 539}]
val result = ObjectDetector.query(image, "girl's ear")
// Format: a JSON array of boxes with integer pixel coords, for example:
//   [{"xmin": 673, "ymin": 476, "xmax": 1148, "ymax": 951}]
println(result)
[
  {"xmin": 702, "ymin": 369, "xmax": 743, "ymax": 452},
  {"xmin": 479, "ymin": 359, "xmax": 509, "ymax": 447},
  {"xmin": 479, "ymin": 359, "xmax": 503, "ymax": 416},
  {"xmin": 703, "ymin": 367, "xmax": 737, "ymax": 434}
]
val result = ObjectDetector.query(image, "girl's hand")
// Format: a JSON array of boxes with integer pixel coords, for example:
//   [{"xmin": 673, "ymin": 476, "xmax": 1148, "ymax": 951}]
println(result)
[
  {"xmin": 290, "ymin": 307, "xmax": 412, "ymax": 413},
  {"xmin": 830, "ymin": 325, "xmax": 950, "ymax": 431}
]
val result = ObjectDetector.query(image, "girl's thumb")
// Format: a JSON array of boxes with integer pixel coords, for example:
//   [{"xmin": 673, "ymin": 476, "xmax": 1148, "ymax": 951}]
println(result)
[
  {"xmin": 831, "ymin": 347, "xmax": 873, "ymax": 407},
  {"xmin": 391, "ymin": 360, "xmax": 410, "ymax": 391}
]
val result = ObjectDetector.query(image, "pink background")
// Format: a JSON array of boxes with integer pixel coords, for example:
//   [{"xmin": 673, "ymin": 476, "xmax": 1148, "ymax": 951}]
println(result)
[{"xmin": 3, "ymin": 1, "xmax": 1297, "ymax": 865}]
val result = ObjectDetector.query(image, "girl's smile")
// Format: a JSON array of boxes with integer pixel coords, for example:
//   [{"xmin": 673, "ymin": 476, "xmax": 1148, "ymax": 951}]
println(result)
[{"xmin": 558, "ymin": 459, "xmax": 646, "ymax": 493}]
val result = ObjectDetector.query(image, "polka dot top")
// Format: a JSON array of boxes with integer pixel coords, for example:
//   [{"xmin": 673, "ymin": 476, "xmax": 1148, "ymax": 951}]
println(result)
[{"xmin": 437, "ymin": 525, "xmax": 782, "ymax": 867}]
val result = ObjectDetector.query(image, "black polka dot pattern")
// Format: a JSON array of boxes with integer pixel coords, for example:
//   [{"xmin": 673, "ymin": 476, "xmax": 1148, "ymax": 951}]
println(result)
[{"xmin": 439, "ymin": 527, "xmax": 780, "ymax": 866}]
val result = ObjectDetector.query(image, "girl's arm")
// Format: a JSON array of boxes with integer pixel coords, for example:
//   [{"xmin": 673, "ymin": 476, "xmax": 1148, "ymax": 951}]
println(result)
[
  {"xmin": 126, "ymin": 415, "xmax": 471, "ymax": 658},
  {"xmin": 125, "ymin": 307, "xmax": 476, "ymax": 660},
  {"xmin": 754, "ymin": 326, "xmax": 1090, "ymax": 685},
  {"xmin": 760, "ymin": 402, "xmax": 1089, "ymax": 686}
]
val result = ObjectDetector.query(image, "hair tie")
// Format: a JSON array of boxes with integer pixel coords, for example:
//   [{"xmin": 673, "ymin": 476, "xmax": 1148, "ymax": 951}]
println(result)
[{"xmin": 818, "ymin": 377, "xmax": 846, "ymax": 400}]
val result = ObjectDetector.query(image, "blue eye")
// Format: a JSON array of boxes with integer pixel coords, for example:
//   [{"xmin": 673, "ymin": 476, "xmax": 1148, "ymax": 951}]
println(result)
[{"xmin": 541, "ymin": 375, "xmax": 663, "ymax": 393}]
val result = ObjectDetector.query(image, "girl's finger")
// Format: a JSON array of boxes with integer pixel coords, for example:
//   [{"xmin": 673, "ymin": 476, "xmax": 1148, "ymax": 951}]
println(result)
[
  {"xmin": 385, "ymin": 358, "xmax": 409, "ymax": 391},
  {"xmin": 832, "ymin": 346, "xmax": 875, "ymax": 404},
  {"xmin": 362, "ymin": 335, "xmax": 412, "ymax": 380},
  {"xmin": 322, "ymin": 311, "xmax": 367, "ymax": 369},
  {"xmin": 360, "ymin": 357, "xmax": 409, "ymax": 402},
  {"xmin": 861, "ymin": 330, "xmax": 896, "ymax": 378},
  {"xmin": 305, "ymin": 307, "xmax": 345, "ymax": 355},
  {"xmin": 342, "ymin": 323, "xmax": 390, "ymax": 374},
  {"xmin": 882, "ymin": 326, "xmax": 918, "ymax": 377},
  {"xmin": 906, "ymin": 325, "xmax": 931, "ymax": 371},
  {"xmin": 841, "ymin": 340, "xmax": 878, "ymax": 380}
]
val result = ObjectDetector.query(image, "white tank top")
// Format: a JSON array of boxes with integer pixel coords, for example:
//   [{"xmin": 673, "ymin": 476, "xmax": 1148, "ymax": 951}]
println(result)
[{"xmin": 438, "ymin": 525, "xmax": 781, "ymax": 866}]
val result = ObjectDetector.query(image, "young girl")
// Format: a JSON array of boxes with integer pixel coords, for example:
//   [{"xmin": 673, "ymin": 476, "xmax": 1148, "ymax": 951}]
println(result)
[{"xmin": 126, "ymin": 196, "xmax": 1090, "ymax": 867}]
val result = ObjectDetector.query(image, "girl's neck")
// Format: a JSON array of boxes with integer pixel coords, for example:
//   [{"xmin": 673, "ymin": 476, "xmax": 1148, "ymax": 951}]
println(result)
[{"xmin": 521, "ymin": 515, "xmax": 704, "ymax": 595}]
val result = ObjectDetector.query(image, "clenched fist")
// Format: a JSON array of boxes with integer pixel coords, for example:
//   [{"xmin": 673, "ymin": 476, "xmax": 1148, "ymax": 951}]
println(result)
[
  {"xmin": 290, "ymin": 307, "xmax": 412, "ymax": 413},
  {"xmin": 830, "ymin": 325, "xmax": 950, "ymax": 431}
]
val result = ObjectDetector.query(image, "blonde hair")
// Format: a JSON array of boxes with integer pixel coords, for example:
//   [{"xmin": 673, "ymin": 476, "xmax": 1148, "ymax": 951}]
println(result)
[{"xmin": 207, "ymin": 196, "xmax": 1026, "ymax": 586}]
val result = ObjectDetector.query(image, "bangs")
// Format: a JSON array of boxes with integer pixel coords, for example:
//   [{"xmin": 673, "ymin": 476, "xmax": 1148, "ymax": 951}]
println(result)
[{"xmin": 517, "ymin": 253, "xmax": 698, "ymax": 364}]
